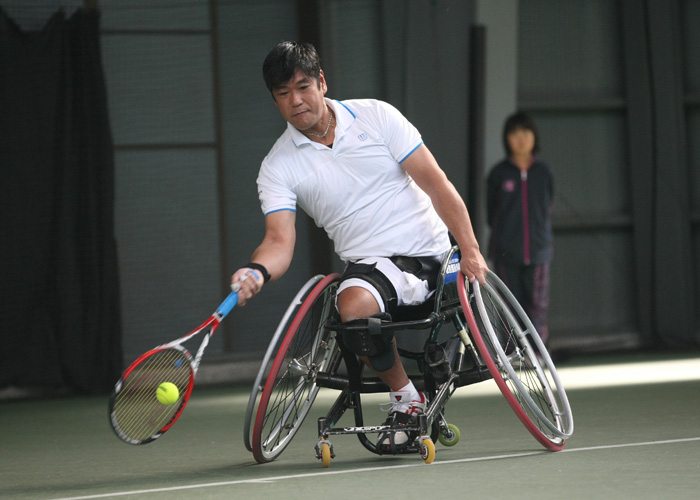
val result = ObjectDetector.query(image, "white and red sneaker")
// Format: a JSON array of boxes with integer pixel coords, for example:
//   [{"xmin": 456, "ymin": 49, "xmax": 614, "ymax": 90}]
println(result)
[{"xmin": 377, "ymin": 391, "xmax": 427, "ymax": 453}]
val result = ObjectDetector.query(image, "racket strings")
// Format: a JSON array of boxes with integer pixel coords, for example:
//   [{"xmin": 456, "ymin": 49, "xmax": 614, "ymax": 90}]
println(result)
[{"xmin": 112, "ymin": 348, "xmax": 192, "ymax": 442}]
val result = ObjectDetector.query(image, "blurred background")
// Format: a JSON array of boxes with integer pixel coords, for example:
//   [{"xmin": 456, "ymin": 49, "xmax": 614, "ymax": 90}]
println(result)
[{"xmin": 1, "ymin": 0, "xmax": 698, "ymax": 396}]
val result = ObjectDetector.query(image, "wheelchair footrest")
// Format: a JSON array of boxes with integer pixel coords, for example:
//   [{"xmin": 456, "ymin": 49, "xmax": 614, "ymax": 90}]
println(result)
[
  {"xmin": 319, "ymin": 414, "xmax": 430, "ymax": 457},
  {"xmin": 318, "ymin": 414, "xmax": 429, "ymax": 437}
]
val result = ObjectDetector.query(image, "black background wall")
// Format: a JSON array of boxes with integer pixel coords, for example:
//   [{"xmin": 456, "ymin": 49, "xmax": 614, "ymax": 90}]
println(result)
[{"xmin": 1, "ymin": 0, "xmax": 698, "ymax": 395}]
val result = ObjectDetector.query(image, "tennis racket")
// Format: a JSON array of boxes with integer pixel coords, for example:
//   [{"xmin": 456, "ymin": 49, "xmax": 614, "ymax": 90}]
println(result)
[{"xmin": 109, "ymin": 285, "xmax": 240, "ymax": 445}]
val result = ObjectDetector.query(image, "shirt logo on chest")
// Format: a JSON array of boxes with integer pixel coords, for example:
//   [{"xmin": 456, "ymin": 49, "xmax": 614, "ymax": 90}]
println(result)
[
  {"xmin": 358, "ymin": 133, "xmax": 368, "ymax": 141},
  {"xmin": 503, "ymin": 179, "xmax": 516, "ymax": 192}
]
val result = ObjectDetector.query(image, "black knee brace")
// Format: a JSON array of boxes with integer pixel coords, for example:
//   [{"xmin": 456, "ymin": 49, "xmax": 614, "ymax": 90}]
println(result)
[
  {"xmin": 340, "ymin": 262, "xmax": 398, "ymax": 315},
  {"xmin": 341, "ymin": 313, "xmax": 396, "ymax": 372}
]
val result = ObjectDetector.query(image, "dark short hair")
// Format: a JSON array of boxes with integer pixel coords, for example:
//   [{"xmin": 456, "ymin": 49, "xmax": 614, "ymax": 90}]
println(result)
[
  {"xmin": 262, "ymin": 41, "xmax": 322, "ymax": 93},
  {"xmin": 502, "ymin": 111, "xmax": 540, "ymax": 155}
]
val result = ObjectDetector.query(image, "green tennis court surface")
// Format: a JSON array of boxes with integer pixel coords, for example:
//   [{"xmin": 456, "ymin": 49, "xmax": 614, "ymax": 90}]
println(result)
[{"xmin": 2, "ymin": 352, "xmax": 699, "ymax": 499}]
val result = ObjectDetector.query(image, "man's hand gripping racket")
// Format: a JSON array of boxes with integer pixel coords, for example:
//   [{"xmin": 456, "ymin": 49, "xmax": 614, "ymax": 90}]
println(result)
[{"xmin": 109, "ymin": 284, "xmax": 241, "ymax": 445}]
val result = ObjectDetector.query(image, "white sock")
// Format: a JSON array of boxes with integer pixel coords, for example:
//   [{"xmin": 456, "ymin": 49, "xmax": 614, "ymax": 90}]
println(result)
[{"xmin": 395, "ymin": 381, "xmax": 419, "ymax": 401}]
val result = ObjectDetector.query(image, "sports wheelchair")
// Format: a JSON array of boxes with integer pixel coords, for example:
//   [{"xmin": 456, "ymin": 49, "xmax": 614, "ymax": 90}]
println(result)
[{"xmin": 243, "ymin": 246, "xmax": 573, "ymax": 467}]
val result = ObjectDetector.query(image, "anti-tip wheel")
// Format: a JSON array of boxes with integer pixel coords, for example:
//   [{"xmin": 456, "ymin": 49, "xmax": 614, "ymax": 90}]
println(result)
[{"xmin": 438, "ymin": 423, "xmax": 460, "ymax": 447}]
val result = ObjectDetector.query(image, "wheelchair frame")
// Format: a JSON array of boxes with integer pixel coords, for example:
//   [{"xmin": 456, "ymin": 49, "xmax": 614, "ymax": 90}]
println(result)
[{"xmin": 243, "ymin": 246, "xmax": 573, "ymax": 467}]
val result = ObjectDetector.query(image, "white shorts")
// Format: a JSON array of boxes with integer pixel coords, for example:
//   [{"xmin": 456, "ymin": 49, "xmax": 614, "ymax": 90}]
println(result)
[{"xmin": 336, "ymin": 257, "xmax": 434, "ymax": 313}]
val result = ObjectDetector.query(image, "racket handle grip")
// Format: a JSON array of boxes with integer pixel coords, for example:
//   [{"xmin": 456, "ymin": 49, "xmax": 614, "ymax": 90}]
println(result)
[{"xmin": 217, "ymin": 289, "xmax": 239, "ymax": 318}]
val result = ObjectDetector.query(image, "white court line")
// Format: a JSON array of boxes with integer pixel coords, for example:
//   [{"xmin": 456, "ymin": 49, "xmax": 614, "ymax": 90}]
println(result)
[{"xmin": 50, "ymin": 437, "xmax": 700, "ymax": 500}]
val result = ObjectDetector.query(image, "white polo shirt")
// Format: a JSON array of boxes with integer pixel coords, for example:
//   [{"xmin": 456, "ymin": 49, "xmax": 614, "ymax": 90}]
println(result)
[{"xmin": 257, "ymin": 98, "xmax": 450, "ymax": 263}]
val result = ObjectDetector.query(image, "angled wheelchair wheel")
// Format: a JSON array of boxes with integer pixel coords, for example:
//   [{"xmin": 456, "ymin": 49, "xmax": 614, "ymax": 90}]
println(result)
[
  {"xmin": 251, "ymin": 273, "xmax": 341, "ymax": 463},
  {"xmin": 244, "ymin": 275, "xmax": 326, "ymax": 452},
  {"xmin": 458, "ymin": 271, "xmax": 574, "ymax": 451}
]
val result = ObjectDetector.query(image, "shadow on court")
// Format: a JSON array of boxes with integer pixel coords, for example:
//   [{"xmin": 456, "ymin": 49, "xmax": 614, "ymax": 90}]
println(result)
[{"xmin": 1, "ymin": 351, "xmax": 699, "ymax": 500}]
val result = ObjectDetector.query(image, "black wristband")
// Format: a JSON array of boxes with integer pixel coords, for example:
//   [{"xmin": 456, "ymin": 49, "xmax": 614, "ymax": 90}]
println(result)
[{"xmin": 246, "ymin": 262, "xmax": 271, "ymax": 283}]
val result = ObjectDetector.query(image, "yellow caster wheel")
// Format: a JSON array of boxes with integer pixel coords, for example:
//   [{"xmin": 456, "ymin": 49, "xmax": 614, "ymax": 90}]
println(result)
[
  {"xmin": 438, "ymin": 423, "xmax": 460, "ymax": 447},
  {"xmin": 419, "ymin": 437, "xmax": 436, "ymax": 464},
  {"xmin": 317, "ymin": 440, "xmax": 333, "ymax": 468}
]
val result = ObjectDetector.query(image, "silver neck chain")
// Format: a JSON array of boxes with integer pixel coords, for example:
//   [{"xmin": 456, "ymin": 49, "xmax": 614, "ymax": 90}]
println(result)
[{"xmin": 305, "ymin": 110, "xmax": 334, "ymax": 138}]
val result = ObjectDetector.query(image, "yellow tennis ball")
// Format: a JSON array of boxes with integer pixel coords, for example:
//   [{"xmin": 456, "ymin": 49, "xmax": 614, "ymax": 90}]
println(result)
[{"xmin": 156, "ymin": 382, "xmax": 179, "ymax": 405}]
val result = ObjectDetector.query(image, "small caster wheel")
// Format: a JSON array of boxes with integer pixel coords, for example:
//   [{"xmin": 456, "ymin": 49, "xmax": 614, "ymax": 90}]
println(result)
[
  {"xmin": 419, "ymin": 437, "xmax": 436, "ymax": 464},
  {"xmin": 438, "ymin": 423, "xmax": 460, "ymax": 447},
  {"xmin": 315, "ymin": 439, "xmax": 334, "ymax": 468}
]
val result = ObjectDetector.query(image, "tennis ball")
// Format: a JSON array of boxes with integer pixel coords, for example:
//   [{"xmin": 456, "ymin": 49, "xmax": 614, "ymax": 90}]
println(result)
[{"xmin": 156, "ymin": 382, "xmax": 179, "ymax": 405}]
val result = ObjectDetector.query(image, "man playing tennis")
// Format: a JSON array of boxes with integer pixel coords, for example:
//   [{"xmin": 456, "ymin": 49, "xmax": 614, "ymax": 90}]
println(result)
[{"xmin": 232, "ymin": 41, "xmax": 488, "ymax": 453}]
